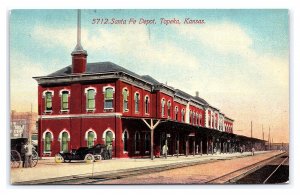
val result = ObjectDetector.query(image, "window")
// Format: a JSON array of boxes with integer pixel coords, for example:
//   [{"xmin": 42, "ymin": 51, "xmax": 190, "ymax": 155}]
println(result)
[
  {"xmin": 181, "ymin": 109, "xmax": 185, "ymax": 122},
  {"xmin": 145, "ymin": 132, "xmax": 150, "ymax": 152},
  {"xmin": 175, "ymin": 106, "xmax": 178, "ymax": 121},
  {"xmin": 86, "ymin": 89, "xmax": 95, "ymax": 110},
  {"xmin": 215, "ymin": 116, "xmax": 218, "ymax": 129},
  {"xmin": 134, "ymin": 93, "xmax": 140, "ymax": 112},
  {"xmin": 190, "ymin": 110, "xmax": 192, "ymax": 124},
  {"xmin": 44, "ymin": 132, "xmax": 52, "ymax": 152},
  {"xmin": 61, "ymin": 132, "xmax": 69, "ymax": 153},
  {"xmin": 104, "ymin": 87, "xmax": 114, "ymax": 109},
  {"xmin": 196, "ymin": 113, "xmax": 198, "ymax": 126},
  {"xmin": 135, "ymin": 131, "xmax": 140, "ymax": 152},
  {"xmin": 199, "ymin": 114, "xmax": 202, "ymax": 126},
  {"xmin": 45, "ymin": 92, "xmax": 52, "ymax": 111},
  {"xmin": 122, "ymin": 88, "xmax": 129, "ymax": 111},
  {"xmin": 87, "ymin": 131, "xmax": 95, "ymax": 148},
  {"xmin": 167, "ymin": 101, "xmax": 171, "ymax": 118},
  {"xmin": 161, "ymin": 99, "xmax": 165, "ymax": 117},
  {"xmin": 105, "ymin": 131, "xmax": 113, "ymax": 146},
  {"xmin": 145, "ymin": 96, "xmax": 149, "ymax": 114},
  {"xmin": 123, "ymin": 130, "xmax": 128, "ymax": 152},
  {"xmin": 61, "ymin": 91, "xmax": 69, "ymax": 111}
]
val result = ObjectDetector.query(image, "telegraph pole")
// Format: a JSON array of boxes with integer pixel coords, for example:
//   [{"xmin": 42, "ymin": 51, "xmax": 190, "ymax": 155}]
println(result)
[
  {"xmin": 251, "ymin": 121, "xmax": 253, "ymax": 138},
  {"xmin": 268, "ymin": 126, "xmax": 271, "ymax": 150}
]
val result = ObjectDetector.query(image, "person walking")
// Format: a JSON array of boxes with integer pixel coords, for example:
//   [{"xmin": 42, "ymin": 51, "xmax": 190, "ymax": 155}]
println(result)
[
  {"xmin": 24, "ymin": 141, "xmax": 33, "ymax": 168},
  {"xmin": 251, "ymin": 147, "xmax": 255, "ymax": 156},
  {"xmin": 162, "ymin": 144, "xmax": 168, "ymax": 159}
]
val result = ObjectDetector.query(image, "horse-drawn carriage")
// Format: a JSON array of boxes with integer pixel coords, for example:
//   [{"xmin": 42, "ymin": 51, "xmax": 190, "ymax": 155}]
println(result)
[{"xmin": 10, "ymin": 138, "xmax": 38, "ymax": 168}]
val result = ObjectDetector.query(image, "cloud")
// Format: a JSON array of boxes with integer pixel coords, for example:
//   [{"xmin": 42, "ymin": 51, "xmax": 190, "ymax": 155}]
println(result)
[
  {"xmin": 175, "ymin": 21, "xmax": 253, "ymax": 56},
  {"xmin": 32, "ymin": 25, "xmax": 201, "ymax": 70},
  {"xmin": 10, "ymin": 52, "xmax": 48, "ymax": 111}
]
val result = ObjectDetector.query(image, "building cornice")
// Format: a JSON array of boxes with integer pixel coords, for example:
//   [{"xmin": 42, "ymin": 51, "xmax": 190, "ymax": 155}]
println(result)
[{"xmin": 39, "ymin": 112, "xmax": 123, "ymax": 120}]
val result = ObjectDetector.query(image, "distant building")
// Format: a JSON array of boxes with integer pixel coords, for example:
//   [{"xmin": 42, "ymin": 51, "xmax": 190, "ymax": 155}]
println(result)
[{"xmin": 10, "ymin": 110, "xmax": 38, "ymax": 138}]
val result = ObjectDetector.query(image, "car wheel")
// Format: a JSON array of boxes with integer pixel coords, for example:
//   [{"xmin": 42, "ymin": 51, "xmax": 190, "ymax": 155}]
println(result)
[
  {"xmin": 84, "ymin": 154, "xmax": 94, "ymax": 163},
  {"xmin": 55, "ymin": 154, "xmax": 64, "ymax": 163}
]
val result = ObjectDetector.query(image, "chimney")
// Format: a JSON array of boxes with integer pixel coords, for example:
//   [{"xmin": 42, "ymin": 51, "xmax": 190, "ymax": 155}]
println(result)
[
  {"xmin": 71, "ymin": 10, "xmax": 88, "ymax": 74},
  {"xmin": 195, "ymin": 91, "xmax": 199, "ymax": 97}
]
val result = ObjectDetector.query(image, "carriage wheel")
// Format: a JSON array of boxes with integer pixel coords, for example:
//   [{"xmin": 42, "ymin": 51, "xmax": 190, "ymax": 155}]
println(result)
[
  {"xmin": 32, "ymin": 150, "xmax": 39, "ymax": 167},
  {"xmin": 11, "ymin": 150, "xmax": 21, "ymax": 168}
]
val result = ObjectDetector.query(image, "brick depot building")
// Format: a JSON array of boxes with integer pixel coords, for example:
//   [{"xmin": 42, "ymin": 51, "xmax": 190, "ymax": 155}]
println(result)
[{"xmin": 34, "ymin": 18, "xmax": 263, "ymax": 158}]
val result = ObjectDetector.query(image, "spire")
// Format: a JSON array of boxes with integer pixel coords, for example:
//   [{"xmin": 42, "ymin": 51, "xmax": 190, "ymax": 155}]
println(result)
[
  {"xmin": 72, "ymin": 9, "xmax": 87, "ymax": 55},
  {"xmin": 71, "ymin": 9, "xmax": 88, "ymax": 74}
]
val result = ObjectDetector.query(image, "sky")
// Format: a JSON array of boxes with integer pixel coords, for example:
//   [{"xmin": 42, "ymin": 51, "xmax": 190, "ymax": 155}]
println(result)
[{"xmin": 9, "ymin": 9, "xmax": 289, "ymax": 143}]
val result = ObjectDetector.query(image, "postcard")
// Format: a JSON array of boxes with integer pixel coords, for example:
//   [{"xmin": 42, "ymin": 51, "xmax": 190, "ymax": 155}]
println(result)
[{"xmin": 10, "ymin": 9, "xmax": 289, "ymax": 185}]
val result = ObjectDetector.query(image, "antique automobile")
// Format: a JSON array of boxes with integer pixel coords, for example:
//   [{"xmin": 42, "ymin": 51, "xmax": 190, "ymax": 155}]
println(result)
[
  {"xmin": 56, "ymin": 144, "xmax": 111, "ymax": 163},
  {"xmin": 10, "ymin": 137, "xmax": 38, "ymax": 168}
]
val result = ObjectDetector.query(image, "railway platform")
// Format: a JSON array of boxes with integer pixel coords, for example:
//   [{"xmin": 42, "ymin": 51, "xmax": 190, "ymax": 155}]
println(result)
[{"xmin": 11, "ymin": 150, "xmax": 283, "ymax": 184}]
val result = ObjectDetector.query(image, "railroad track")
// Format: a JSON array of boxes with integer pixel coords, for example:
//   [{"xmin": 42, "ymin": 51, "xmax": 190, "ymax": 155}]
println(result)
[
  {"xmin": 15, "ymin": 152, "xmax": 286, "ymax": 185},
  {"xmin": 235, "ymin": 153, "xmax": 289, "ymax": 184},
  {"xmin": 205, "ymin": 152, "xmax": 288, "ymax": 184}
]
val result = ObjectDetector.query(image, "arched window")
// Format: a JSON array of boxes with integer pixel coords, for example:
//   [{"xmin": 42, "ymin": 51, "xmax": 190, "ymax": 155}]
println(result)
[
  {"xmin": 145, "ymin": 96, "xmax": 149, "ymax": 114},
  {"xmin": 86, "ymin": 89, "xmax": 96, "ymax": 110},
  {"xmin": 105, "ymin": 131, "xmax": 114, "ymax": 146},
  {"xmin": 104, "ymin": 87, "xmax": 114, "ymax": 109},
  {"xmin": 167, "ymin": 101, "xmax": 171, "ymax": 118},
  {"xmin": 45, "ymin": 92, "xmax": 53, "ymax": 111},
  {"xmin": 134, "ymin": 92, "xmax": 140, "ymax": 112},
  {"xmin": 44, "ymin": 132, "xmax": 52, "ymax": 152},
  {"xmin": 135, "ymin": 131, "xmax": 140, "ymax": 152},
  {"xmin": 122, "ymin": 88, "xmax": 129, "ymax": 112},
  {"xmin": 181, "ymin": 109, "xmax": 185, "ymax": 122},
  {"xmin": 123, "ymin": 130, "xmax": 128, "ymax": 152},
  {"xmin": 161, "ymin": 99, "xmax": 165, "ymax": 117},
  {"xmin": 61, "ymin": 132, "xmax": 69, "ymax": 153},
  {"xmin": 61, "ymin": 91, "xmax": 69, "ymax": 111},
  {"xmin": 199, "ymin": 114, "xmax": 202, "ymax": 126},
  {"xmin": 87, "ymin": 131, "xmax": 95, "ymax": 148},
  {"xmin": 175, "ymin": 106, "xmax": 178, "ymax": 121},
  {"xmin": 145, "ymin": 132, "xmax": 150, "ymax": 152}
]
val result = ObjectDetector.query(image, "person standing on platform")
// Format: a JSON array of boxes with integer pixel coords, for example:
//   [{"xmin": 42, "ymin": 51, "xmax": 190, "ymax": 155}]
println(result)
[
  {"xmin": 107, "ymin": 144, "xmax": 113, "ymax": 159},
  {"xmin": 162, "ymin": 144, "xmax": 168, "ymax": 159},
  {"xmin": 251, "ymin": 147, "xmax": 255, "ymax": 156},
  {"xmin": 24, "ymin": 141, "xmax": 33, "ymax": 168}
]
